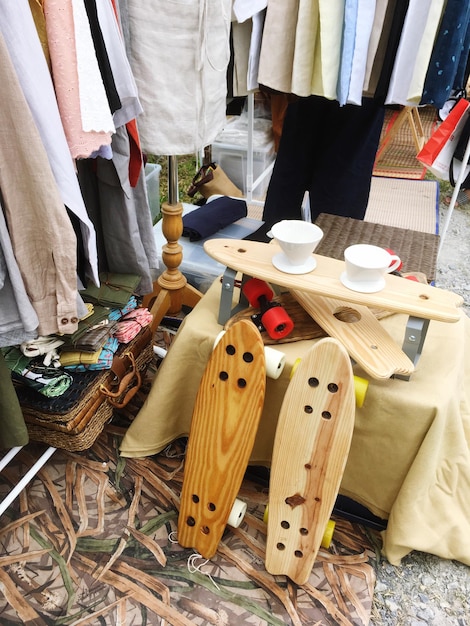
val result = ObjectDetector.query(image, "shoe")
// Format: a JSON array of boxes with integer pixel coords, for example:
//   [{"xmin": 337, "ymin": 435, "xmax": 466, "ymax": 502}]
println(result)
[{"xmin": 444, "ymin": 189, "xmax": 470, "ymax": 208}]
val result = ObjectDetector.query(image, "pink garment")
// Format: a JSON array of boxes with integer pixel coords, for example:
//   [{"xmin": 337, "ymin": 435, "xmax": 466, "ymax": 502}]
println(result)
[
  {"xmin": 43, "ymin": 0, "xmax": 112, "ymax": 159},
  {"xmin": 114, "ymin": 308, "xmax": 153, "ymax": 343}
]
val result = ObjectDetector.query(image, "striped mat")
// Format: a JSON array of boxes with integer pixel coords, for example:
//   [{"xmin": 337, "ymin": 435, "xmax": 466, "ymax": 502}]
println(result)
[{"xmin": 373, "ymin": 106, "xmax": 437, "ymax": 180}]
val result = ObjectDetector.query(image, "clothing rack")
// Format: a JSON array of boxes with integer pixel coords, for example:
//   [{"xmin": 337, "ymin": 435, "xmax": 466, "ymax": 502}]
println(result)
[
  {"xmin": 244, "ymin": 91, "xmax": 275, "ymax": 205},
  {"xmin": 0, "ymin": 445, "xmax": 56, "ymax": 517}
]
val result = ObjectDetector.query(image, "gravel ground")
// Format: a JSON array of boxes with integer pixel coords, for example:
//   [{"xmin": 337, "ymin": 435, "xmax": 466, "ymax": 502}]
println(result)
[{"xmin": 370, "ymin": 194, "xmax": 470, "ymax": 626}]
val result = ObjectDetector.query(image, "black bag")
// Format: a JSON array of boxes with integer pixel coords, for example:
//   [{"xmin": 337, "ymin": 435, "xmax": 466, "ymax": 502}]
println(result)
[{"xmin": 449, "ymin": 114, "xmax": 470, "ymax": 188}]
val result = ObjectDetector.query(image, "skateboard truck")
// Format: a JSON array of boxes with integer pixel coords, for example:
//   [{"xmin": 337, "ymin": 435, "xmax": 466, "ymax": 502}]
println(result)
[{"xmin": 242, "ymin": 278, "xmax": 294, "ymax": 340}]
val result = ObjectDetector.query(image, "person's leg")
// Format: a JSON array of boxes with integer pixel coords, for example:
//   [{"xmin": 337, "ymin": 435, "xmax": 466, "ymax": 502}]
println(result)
[
  {"xmin": 246, "ymin": 95, "xmax": 329, "ymax": 241},
  {"xmin": 308, "ymin": 97, "xmax": 385, "ymax": 222}
]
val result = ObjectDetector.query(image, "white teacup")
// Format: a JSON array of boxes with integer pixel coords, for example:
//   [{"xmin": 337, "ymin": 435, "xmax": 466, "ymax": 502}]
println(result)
[
  {"xmin": 341, "ymin": 244, "xmax": 401, "ymax": 292},
  {"xmin": 270, "ymin": 220, "xmax": 324, "ymax": 272}
]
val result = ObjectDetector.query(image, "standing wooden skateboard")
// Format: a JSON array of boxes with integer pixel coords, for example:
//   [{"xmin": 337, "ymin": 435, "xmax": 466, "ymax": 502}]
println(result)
[
  {"xmin": 178, "ymin": 319, "xmax": 266, "ymax": 559},
  {"xmin": 265, "ymin": 337, "xmax": 356, "ymax": 585}
]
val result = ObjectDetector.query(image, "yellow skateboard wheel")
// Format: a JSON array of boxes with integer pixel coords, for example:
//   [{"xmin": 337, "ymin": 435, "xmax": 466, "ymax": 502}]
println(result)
[
  {"xmin": 263, "ymin": 504, "xmax": 269, "ymax": 525},
  {"xmin": 320, "ymin": 519, "xmax": 336, "ymax": 549},
  {"xmin": 354, "ymin": 375, "xmax": 368, "ymax": 408},
  {"xmin": 263, "ymin": 505, "xmax": 335, "ymax": 549},
  {"xmin": 291, "ymin": 359, "xmax": 368, "ymax": 408},
  {"xmin": 290, "ymin": 358, "xmax": 302, "ymax": 379}
]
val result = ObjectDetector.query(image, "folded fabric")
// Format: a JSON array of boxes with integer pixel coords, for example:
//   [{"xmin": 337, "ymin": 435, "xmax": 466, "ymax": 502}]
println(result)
[
  {"xmin": 108, "ymin": 295, "xmax": 139, "ymax": 321},
  {"xmin": 2, "ymin": 346, "xmax": 73, "ymax": 397},
  {"xmin": 64, "ymin": 337, "xmax": 120, "ymax": 372},
  {"xmin": 59, "ymin": 305, "xmax": 112, "ymax": 348},
  {"xmin": 59, "ymin": 347, "xmax": 102, "ymax": 367},
  {"xmin": 182, "ymin": 196, "xmax": 247, "ymax": 241},
  {"xmin": 113, "ymin": 307, "xmax": 153, "ymax": 343},
  {"xmin": 80, "ymin": 272, "xmax": 141, "ymax": 307}
]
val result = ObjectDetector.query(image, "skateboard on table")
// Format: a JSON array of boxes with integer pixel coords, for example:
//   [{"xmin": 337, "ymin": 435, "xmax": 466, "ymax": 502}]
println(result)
[
  {"xmin": 290, "ymin": 290, "xmax": 414, "ymax": 379},
  {"xmin": 204, "ymin": 238, "xmax": 463, "ymax": 378},
  {"xmin": 265, "ymin": 337, "xmax": 356, "ymax": 585},
  {"xmin": 178, "ymin": 319, "xmax": 266, "ymax": 559}
]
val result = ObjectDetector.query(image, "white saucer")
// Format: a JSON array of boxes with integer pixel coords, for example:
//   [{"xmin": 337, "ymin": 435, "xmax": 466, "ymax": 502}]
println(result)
[
  {"xmin": 340, "ymin": 272, "xmax": 385, "ymax": 293},
  {"xmin": 272, "ymin": 252, "xmax": 317, "ymax": 274}
]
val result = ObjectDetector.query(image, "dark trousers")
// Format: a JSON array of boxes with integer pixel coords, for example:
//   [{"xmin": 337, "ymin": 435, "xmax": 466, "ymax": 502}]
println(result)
[{"xmin": 249, "ymin": 96, "xmax": 385, "ymax": 241}]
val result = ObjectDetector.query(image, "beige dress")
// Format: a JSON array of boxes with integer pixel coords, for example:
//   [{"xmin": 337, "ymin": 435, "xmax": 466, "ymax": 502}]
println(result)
[{"xmin": 124, "ymin": 0, "xmax": 232, "ymax": 155}]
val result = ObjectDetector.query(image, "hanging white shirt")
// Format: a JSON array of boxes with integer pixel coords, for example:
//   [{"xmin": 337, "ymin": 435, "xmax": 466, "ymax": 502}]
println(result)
[
  {"xmin": 95, "ymin": 0, "xmax": 143, "ymax": 128},
  {"xmin": 385, "ymin": 0, "xmax": 434, "ymax": 106},
  {"xmin": 407, "ymin": 0, "xmax": 447, "ymax": 103},
  {"xmin": 363, "ymin": 0, "xmax": 389, "ymax": 92},
  {"xmin": 71, "ymin": 0, "xmax": 115, "ymax": 134},
  {"xmin": 247, "ymin": 11, "xmax": 266, "ymax": 91},
  {"xmin": 233, "ymin": 0, "xmax": 267, "ymax": 23}
]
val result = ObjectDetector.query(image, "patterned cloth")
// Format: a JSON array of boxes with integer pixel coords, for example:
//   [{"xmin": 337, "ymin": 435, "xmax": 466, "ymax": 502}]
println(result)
[
  {"xmin": 64, "ymin": 337, "xmax": 120, "ymax": 372},
  {"xmin": 108, "ymin": 295, "xmax": 139, "ymax": 321},
  {"xmin": 2, "ymin": 346, "xmax": 72, "ymax": 397},
  {"xmin": 420, "ymin": 0, "xmax": 470, "ymax": 107},
  {"xmin": 113, "ymin": 308, "xmax": 152, "ymax": 343}
]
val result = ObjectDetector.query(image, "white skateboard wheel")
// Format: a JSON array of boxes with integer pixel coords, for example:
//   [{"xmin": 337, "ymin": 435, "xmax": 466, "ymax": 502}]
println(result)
[
  {"xmin": 264, "ymin": 346, "xmax": 286, "ymax": 379},
  {"xmin": 213, "ymin": 330, "xmax": 226, "ymax": 349},
  {"xmin": 227, "ymin": 497, "xmax": 247, "ymax": 528},
  {"xmin": 214, "ymin": 331, "xmax": 285, "ymax": 379}
]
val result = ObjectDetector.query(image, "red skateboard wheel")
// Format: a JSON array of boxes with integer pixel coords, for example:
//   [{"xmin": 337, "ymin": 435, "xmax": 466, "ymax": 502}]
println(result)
[
  {"xmin": 243, "ymin": 277, "xmax": 274, "ymax": 307},
  {"xmin": 261, "ymin": 306, "xmax": 294, "ymax": 339}
]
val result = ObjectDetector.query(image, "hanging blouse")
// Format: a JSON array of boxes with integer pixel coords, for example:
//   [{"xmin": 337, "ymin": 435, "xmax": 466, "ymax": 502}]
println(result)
[
  {"xmin": 43, "ymin": 0, "xmax": 113, "ymax": 159},
  {"xmin": 257, "ymin": 0, "xmax": 299, "ymax": 95},
  {"xmin": 290, "ymin": 0, "xmax": 320, "ymax": 97},
  {"xmin": 385, "ymin": 0, "xmax": 434, "ymax": 105},
  {"xmin": 346, "ymin": 0, "xmax": 376, "ymax": 105},
  {"xmin": 337, "ymin": 0, "xmax": 359, "ymax": 106},
  {"xmin": 95, "ymin": 0, "xmax": 143, "ymax": 128},
  {"xmin": 0, "ymin": 31, "xmax": 80, "ymax": 336},
  {"xmin": 70, "ymin": 0, "xmax": 116, "ymax": 136},
  {"xmin": 372, "ymin": 0, "xmax": 409, "ymax": 101},
  {"xmin": 420, "ymin": 0, "xmax": 470, "ymax": 107},
  {"xmin": 363, "ymin": 0, "xmax": 390, "ymax": 92},
  {"xmin": 406, "ymin": 0, "xmax": 447, "ymax": 103},
  {"xmin": 0, "ymin": 0, "xmax": 100, "ymax": 287},
  {"xmin": 0, "ymin": 200, "xmax": 39, "ymax": 349},
  {"xmin": 310, "ymin": 0, "xmax": 344, "ymax": 100}
]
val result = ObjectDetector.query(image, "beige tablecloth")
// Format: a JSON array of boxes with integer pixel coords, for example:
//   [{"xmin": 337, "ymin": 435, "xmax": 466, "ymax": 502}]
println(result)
[{"xmin": 120, "ymin": 279, "xmax": 470, "ymax": 567}]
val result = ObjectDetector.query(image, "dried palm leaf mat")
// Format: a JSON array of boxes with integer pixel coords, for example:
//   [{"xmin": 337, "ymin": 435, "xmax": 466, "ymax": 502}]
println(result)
[{"xmin": 0, "ymin": 423, "xmax": 378, "ymax": 626}]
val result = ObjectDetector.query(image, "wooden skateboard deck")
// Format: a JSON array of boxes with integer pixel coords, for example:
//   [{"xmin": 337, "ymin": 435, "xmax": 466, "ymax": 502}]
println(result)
[
  {"xmin": 265, "ymin": 338, "xmax": 356, "ymax": 585},
  {"xmin": 178, "ymin": 319, "xmax": 266, "ymax": 559},
  {"xmin": 291, "ymin": 290, "xmax": 415, "ymax": 379},
  {"xmin": 203, "ymin": 239, "xmax": 463, "ymax": 323}
]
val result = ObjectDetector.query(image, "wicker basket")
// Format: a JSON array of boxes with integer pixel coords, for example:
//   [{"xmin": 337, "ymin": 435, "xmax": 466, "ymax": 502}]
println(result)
[{"xmin": 17, "ymin": 326, "xmax": 154, "ymax": 451}]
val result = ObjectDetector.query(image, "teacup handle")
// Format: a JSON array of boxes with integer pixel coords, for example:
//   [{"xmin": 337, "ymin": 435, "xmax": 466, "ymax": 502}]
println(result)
[{"xmin": 386, "ymin": 254, "xmax": 402, "ymax": 273}]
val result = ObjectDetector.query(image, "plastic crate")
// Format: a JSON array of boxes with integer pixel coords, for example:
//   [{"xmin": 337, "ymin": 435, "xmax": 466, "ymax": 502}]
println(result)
[
  {"xmin": 211, "ymin": 116, "xmax": 276, "ymax": 198},
  {"xmin": 153, "ymin": 203, "xmax": 262, "ymax": 292}
]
